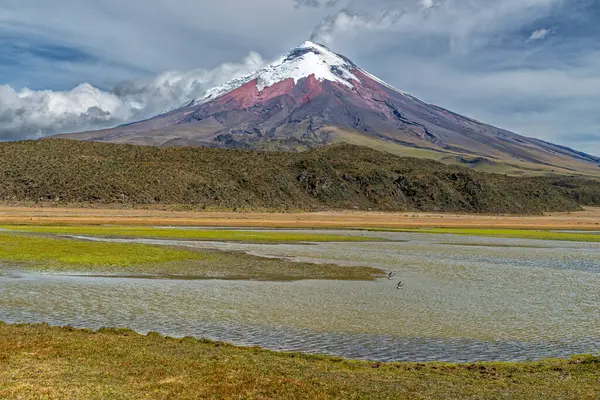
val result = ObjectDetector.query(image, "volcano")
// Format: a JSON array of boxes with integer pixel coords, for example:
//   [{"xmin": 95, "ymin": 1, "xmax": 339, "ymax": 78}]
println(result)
[{"xmin": 59, "ymin": 41, "xmax": 600, "ymax": 175}]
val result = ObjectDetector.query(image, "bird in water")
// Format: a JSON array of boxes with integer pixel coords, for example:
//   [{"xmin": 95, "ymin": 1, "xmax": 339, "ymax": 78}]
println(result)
[
  {"xmin": 396, "ymin": 281, "xmax": 404, "ymax": 289},
  {"xmin": 387, "ymin": 272, "xmax": 396, "ymax": 280}
]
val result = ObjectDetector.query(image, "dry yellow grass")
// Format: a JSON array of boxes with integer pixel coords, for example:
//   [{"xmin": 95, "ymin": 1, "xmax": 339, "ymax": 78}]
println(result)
[
  {"xmin": 1, "ymin": 323, "xmax": 599, "ymax": 400},
  {"xmin": 1, "ymin": 204, "xmax": 600, "ymax": 230}
]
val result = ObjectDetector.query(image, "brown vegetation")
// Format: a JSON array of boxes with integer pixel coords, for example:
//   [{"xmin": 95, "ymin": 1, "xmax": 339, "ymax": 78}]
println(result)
[{"xmin": 2, "ymin": 139, "xmax": 600, "ymax": 214}]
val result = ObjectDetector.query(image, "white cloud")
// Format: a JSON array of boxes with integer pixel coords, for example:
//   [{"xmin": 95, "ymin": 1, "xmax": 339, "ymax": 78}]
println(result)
[
  {"xmin": 309, "ymin": 0, "xmax": 562, "ymax": 54},
  {"xmin": 419, "ymin": 0, "xmax": 442, "ymax": 11},
  {"xmin": 293, "ymin": 0, "xmax": 341, "ymax": 8},
  {"xmin": 310, "ymin": 10, "xmax": 402, "ymax": 46},
  {"xmin": 528, "ymin": 28, "xmax": 551, "ymax": 41},
  {"xmin": 2, "ymin": 0, "xmax": 600, "ymax": 155},
  {"xmin": 0, "ymin": 51, "xmax": 266, "ymax": 140},
  {"xmin": 421, "ymin": 0, "xmax": 434, "ymax": 9}
]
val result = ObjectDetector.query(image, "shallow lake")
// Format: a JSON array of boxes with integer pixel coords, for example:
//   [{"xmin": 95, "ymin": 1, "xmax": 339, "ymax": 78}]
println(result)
[{"xmin": 1, "ymin": 229, "xmax": 599, "ymax": 362}]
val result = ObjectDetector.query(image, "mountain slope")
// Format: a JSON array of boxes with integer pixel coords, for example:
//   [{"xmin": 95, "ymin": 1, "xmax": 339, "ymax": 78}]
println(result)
[
  {"xmin": 57, "ymin": 41, "xmax": 600, "ymax": 176},
  {"xmin": 3, "ymin": 139, "xmax": 600, "ymax": 213}
]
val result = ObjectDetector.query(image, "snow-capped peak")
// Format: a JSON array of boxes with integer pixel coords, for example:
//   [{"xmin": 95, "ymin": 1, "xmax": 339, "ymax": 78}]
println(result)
[
  {"xmin": 193, "ymin": 41, "xmax": 414, "ymax": 106},
  {"xmin": 196, "ymin": 41, "xmax": 360, "ymax": 104},
  {"xmin": 256, "ymin": 40, "xmax": 359, "ymax": 91},
  {"xmin": 296, "ymin": 40, "xmax": 331, "ymax": 53}
]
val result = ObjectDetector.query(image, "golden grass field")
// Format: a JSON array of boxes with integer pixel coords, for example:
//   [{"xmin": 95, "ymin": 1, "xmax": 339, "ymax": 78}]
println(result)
[
  {"xmin": 2, "ymin": 204, "xmax": 600, "ymax": 230},
  {"xmin": 2, "ymin": 323, "xmax": 599, "ymax": 400}
]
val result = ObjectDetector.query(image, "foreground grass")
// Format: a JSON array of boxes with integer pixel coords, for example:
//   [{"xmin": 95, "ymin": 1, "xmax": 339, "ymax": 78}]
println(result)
[
  {"xmin": 0, "ymin": 232, "xmax": 382, "ymax": 281},
  {"xmin": 1, "ymin": 323, "xmax": 599, "ymax": 400},
  {"xmin": 388, "ymin": 228, "xmax": 600, "ymax": 243},
  {"xmin": 0, "ymin": 224, "xmax": 372, "ymax": 243}
]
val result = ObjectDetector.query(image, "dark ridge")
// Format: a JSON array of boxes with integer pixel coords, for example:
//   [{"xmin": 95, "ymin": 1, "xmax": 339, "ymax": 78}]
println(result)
[
  {"xmin": 2, "ymin": 139, "xmax": 600, "ymax": 214},
  {"xmin": 284, "ymin": 48, "xmax": 315, "ymax": 62}
]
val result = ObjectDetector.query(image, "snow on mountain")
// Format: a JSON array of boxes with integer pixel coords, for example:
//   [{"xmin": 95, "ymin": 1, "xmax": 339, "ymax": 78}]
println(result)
[
  {"xmin": 57, "ymin": 40, "xmax": 600, "ymax": 175},
  {"xmin": 196, "ymin": 41, "xmax": 366, "ymax": 104}
]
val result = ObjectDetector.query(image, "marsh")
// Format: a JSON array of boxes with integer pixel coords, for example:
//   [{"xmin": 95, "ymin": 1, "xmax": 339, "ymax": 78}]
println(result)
[{"xmin": 1, "ymin": 227, "xmax": 599, "ymax": 363}]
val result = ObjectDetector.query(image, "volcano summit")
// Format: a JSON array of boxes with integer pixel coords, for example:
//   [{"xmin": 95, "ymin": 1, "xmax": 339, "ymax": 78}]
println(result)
[{"xmin": 59, "ymin": 41, "xmax": 599, "ymax": 175}]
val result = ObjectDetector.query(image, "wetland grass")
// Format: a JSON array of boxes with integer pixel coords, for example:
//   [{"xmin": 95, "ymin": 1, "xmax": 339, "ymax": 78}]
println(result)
[
  {"xmin": 386, "ymin": 228, "xmax": 600, "ymax": 243},
  {"xmin": 0, "ymin": 232, "xmax": 383, "ymax": 281},
  {"xmin": 1, "ymin": 323, "xmax": 598, "ymax": 400},
  {"xmin": 0, "ymin": 224, "xmax": 373, "ymax": 243}
]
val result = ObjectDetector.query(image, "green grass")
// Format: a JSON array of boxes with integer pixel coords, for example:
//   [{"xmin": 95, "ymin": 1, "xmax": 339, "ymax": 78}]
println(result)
[
  {"xmin": 1, "ymin": 323, "xmax": 599, "ymax": 400},
  {"xmin": 0, "ymin": 224, "xmax": 372, "ymax": 243},
  {"xmin": 333, "ymin": 127, "xmax": 452, "ymax": 161},
  {"xmin": 0, "ymin": 232, "xmax": 383, "ymax": 281},
  {"xmin": 389, "ymin": 228, "xmax": 600, "ymax": 243},
  {"xmin": 0, "ymin": 231, "xmax": 198, "ymax": 268}
]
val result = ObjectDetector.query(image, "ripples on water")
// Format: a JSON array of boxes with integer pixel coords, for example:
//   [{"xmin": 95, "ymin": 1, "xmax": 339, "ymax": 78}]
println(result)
[{"xmin": 1, "ymin": 230, "xmax": 599, "ymax": 362}]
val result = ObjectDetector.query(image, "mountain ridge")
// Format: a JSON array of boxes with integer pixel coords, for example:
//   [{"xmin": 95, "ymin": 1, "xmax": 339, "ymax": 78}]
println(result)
[
  {"xmin": 5, "ymin": 139, "xmax": 600, "ymax": 213},
  {"xmin": 56, "ymin": 41, "xmax": 600, "ymax": 176}
]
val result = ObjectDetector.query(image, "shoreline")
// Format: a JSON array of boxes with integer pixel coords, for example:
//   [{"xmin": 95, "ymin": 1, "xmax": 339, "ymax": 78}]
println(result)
[
  {"xmin": 1, "ymin": 322, "xmax": 599, "ymax": 399},
  {"xmin": 1, "ymin": 321, "xmax": 594, "ymax": 365}
]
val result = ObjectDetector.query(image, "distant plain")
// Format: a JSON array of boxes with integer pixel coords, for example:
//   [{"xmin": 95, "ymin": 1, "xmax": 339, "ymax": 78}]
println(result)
[{"xmin": 2, "ymin": 204, "xmax": 600, "ymax": 230}]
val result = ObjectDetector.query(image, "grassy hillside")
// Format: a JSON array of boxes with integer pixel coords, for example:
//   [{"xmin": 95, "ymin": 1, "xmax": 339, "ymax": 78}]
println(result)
[
  {"xmin": 331, "ymin": 127, "xmax": 600, "ymax": 177},
  {"xmin": 1, "ymin": 139, "xmax": 600, "ymax": 214}
]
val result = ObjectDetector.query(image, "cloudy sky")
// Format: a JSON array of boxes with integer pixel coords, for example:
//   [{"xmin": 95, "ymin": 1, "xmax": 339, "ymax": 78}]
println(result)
[{"xmin": 1, "ymin": 0, "xmax": 599, "ymax": 154}]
